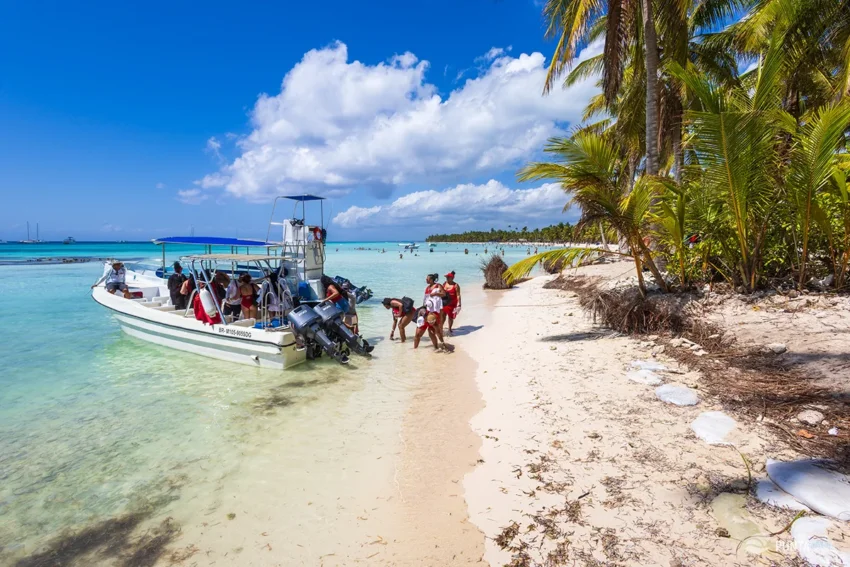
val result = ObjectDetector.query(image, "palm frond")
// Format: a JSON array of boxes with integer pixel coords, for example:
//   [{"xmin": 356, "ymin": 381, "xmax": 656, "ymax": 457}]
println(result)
[{"xmin": 504, "ymin": 247, "xmax": 618, "ymax": 284}]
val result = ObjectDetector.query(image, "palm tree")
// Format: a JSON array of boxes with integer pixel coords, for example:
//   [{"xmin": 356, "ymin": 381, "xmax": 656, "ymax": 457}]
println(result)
[
  {"xmin": 505, "ymin": 132, "xmax": 670, "ymax": 294},
  {"xmin": 541, "ymin": 0, "xmax": 662, "ymax": 175},
  {"xmin": 786, "ymin": 102, "xmax": 850, "ymax": 287}
]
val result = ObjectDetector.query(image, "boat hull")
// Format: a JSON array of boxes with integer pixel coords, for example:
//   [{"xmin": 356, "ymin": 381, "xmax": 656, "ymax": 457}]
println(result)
[{"xmin": 93, "ymin": 288, "xmax": 305, "ymax": 370}]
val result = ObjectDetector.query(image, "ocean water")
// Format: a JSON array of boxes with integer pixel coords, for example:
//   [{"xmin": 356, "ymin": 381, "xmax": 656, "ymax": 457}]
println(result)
[{"xmin": 0, "ymin": 240, "xmax": 553, "ymax": 563}]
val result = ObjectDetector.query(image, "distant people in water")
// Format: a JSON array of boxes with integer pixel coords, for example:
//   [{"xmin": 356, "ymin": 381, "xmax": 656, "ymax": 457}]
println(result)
[
  {"xmin": 442, "ymin": 271, "xmax": 461, "ymax": 336},
  {"xmin": 91, "ymin": 261, "xmax": 132, "ymax": 299},
  {"xmin": 383, "ymin": 296, "xmax": 415, "ymax": 342}
]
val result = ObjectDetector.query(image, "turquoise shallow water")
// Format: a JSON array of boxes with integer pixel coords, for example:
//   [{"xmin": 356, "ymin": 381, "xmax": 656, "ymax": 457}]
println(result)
[{"xmin": 0, "ymin": 240, "xmax": 553, "ymax": 562}]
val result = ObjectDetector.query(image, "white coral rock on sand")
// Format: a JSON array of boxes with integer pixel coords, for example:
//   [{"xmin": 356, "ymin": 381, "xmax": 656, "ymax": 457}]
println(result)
[
  {"xmin": 766, "ymin": 459, "xmax": 850, "ymax": 521},
  {"xmin": 765, "ymin": 342, "xmax": 788, "ymax": 354},
  {"xmin": 691, "ymin": 411, "xmax": 737, "ymax": 445},
  {"xmin": 754, "ymin": 478, "xmax": 811, "ymax": 511},
  {"xmin": 630, "ymin": 360, "xmax": 667, "ymax": 372},
  {"xmin": 626, "ymin": 369, "xmax": 663, "ymax": 386},
  {"xmin": 797, "ymin": 410, "xmax": 825, "ymax": 426},
  {"xmin": 655, "ymin": 384, "xmax": 699, "ymax": 406},
  {"xmin": 790, "ymin": 517, "xmax": 850, "ymax": 566}
]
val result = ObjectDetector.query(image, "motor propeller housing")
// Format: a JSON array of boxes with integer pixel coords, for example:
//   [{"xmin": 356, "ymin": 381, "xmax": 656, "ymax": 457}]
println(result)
[
  {"xmin": 313, "ymin": 302, "xmax": 374, "ymax": 357},
  {"xmin": 287, "ymin": 304, "xmax": 349, "ymax": 364}
]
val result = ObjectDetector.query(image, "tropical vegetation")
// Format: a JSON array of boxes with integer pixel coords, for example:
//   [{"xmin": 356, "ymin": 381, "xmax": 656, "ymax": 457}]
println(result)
[
  {"xmin": 507, "ymin": 0, "xmax": 850, "ymax": 296},
  {"xmin": 426, "ymin": 222, "xmax": 611, "ymax": 243}
]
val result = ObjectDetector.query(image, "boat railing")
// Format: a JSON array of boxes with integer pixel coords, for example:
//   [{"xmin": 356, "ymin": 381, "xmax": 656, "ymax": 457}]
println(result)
[
  {"xmin": 185, "ymin": 264, "xmax": 227, "ymax": 324},
  {"xmin": 257, "ymin": 282, "xmax": 292, "ymax": 329},
  {"xmin": 183, "ymin": 288, "xmax": 197, "ymax": 318}
]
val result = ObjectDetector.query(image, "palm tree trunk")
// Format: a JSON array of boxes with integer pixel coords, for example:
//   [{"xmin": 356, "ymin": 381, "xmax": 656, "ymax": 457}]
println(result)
[
  {"xmin": 641, "ymin": 0, "xmax": 660, "ymax": 176},
  {"xmin": 599, "ymin": 221, "xmax": 609, "ymax": 249},
  {"xmin": 672, "ymin": 110, "xmax": 683, "ymax": 184}
]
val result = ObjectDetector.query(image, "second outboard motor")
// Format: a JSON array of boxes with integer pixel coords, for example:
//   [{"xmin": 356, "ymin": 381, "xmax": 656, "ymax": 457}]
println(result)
[
  {"xmin": 314, "ymin": 301, "xmax": 375, "ymax": 357},
  {"xmin": 287, "ymin": 304, "xmax": 349, "ymax": 364},
  {"xmin": 333, "ymin": 276, "xmax": 373, "ymax": 304}
]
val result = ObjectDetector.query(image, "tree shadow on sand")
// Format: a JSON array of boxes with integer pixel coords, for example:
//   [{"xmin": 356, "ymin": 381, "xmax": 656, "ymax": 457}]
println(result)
[{"xmin": 13, "ymin": 513, "xmax": 182, "ymax": 567}]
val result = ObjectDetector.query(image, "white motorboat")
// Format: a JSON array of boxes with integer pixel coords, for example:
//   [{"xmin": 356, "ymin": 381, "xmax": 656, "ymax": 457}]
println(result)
[
  {"xmin": 397, "ymin": 242, "xmax": 420, "ymax": 250},
  {"xmin": 92, "ymin": 253, "xmax": 305, "ymax": 369},
  {"xmin": 91, "ymin": 195, "xmax": 373, "ymax": 369}
]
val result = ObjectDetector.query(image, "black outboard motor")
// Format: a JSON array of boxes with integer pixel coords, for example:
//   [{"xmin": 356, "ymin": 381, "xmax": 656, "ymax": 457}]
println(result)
[
  {"xmin": 333, "ymin": 275, "xmax": 373, "ymax": 304},
  {"xmin": 287, "ymin": 304, "xmax": 349, "ymax": 364},
  {"xmin": 313, "ymin": 301, "xmax": 375, "ymax": 357}
]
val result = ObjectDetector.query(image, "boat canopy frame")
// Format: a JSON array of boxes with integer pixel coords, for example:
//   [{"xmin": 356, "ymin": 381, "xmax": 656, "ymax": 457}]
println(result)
[
  {"xmin": 265, "ymin": 194, "xmax": 326, "ymax": 244},
  {"xmin": 151, "ymin": 236, "xmax": 282, "ymax": 277},
  {"xmin": 180, "ymin": 254, "xmax": 291, "ymax": 327}
]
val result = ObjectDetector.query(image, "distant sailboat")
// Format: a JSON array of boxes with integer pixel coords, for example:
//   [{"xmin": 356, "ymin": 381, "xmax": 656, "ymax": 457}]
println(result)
[{"xmin": 20, "ymin": 222, "xmax": 41, "ymax": 244}]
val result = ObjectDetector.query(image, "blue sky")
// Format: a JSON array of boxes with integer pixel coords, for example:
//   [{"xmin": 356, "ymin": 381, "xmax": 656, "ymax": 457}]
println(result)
[{"xmin": 0, "ymin": 0, "xmax": 595, "ymax": 242}]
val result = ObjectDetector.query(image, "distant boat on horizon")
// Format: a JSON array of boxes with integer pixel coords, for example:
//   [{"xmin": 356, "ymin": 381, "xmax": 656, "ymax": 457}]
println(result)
[
  {"xmin": 19, "ymin": 222, "xmax": 42, "ymax": 244},
  {"xmin": 63, "ymin": 236, "xmax": 76, "ymax": 245}
]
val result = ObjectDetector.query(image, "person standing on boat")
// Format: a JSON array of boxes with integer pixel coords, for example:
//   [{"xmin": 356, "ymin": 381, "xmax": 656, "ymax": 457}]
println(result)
[
  {"xmin": 238, "ymin": 273, "xmax": 259, "ymax": 320},
  {"xmin": 91, "ymin": 261, "xmax": 132, "ymax": 299},
  {"xmin": 442, "ymin": 271, "xmax": 461, "ymax": 336},
  {"xmin": 223, "ymin": 275, "xmax": 243, "ymax": 320},
  {"xmin": 167, "ymin": 262, "xmax": 188, "ymax": 310}
]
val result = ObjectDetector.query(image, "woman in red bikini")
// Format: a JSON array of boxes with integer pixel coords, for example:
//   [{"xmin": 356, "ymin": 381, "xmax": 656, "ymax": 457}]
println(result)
[
  {"xmin": 238, "ymin": 273, "xmax": 259, "ymax": 320},
  {"xmin": 382, "ymin": 297, "xmax": 415, "ymax": 342},
  {"xmin": 441, "ymin": 271, "xmax": 461, "ymax": 336}
]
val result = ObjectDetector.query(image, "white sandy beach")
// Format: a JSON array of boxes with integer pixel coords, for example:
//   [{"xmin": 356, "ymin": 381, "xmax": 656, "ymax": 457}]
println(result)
[
  {"xmin": 120, "ymin": 261, "xmax": 849, "ymax": 566},
  {"xmin": 460, "ymin": 266, "xmax": 850, "ymax": 566}
]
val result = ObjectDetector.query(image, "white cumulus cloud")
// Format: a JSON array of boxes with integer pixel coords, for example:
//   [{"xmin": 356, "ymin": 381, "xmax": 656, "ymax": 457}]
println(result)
[
  {"xmin": 332, "ymin": 180, "xmax": 573, "ymax": 229},
  {"xmin": 176, "ymin": 189, "xmax": 208, "ymax": 205},
  {"xmin": 202, "ymin": 40, "xmax": 601, "ymax": 201}
]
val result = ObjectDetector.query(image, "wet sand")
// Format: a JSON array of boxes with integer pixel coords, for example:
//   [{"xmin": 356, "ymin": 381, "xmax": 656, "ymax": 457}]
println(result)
[{"xmin": 145, "ymin": 295, "xmax": 489, "ymax": 566}]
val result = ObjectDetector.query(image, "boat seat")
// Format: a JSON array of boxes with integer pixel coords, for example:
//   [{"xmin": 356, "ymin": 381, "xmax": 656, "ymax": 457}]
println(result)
[
  {"xmin": 150, "ymin": 305, "xmax": 176, "ymax": 312},
  {"xmin": 230, "ymin": 319, "xmax": 255, "ymax": 327}
]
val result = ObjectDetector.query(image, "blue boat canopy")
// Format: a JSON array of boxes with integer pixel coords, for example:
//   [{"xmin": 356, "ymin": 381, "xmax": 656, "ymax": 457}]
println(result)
[
  {"xmin": 282, "ymin": 194, "xmax": 325, "ymax": 202},
  {"xmin": 152, "ymin": 236, "xmax": 275, "ymax": 247}
]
